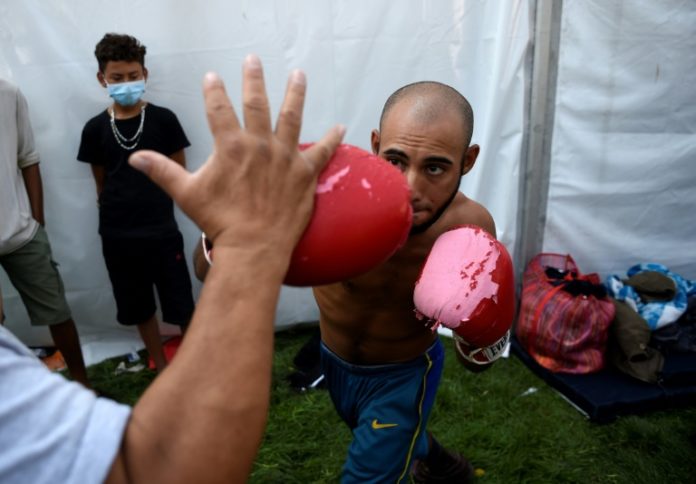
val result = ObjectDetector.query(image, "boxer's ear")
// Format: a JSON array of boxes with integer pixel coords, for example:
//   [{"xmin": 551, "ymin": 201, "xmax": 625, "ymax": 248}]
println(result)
[
  {"xmin": 370, "ymin": 129, "xmax": 380, "ymax": 155},
  {"xmin": 461, "ymin": 144, "xmax": 480, "ymax": 176}
]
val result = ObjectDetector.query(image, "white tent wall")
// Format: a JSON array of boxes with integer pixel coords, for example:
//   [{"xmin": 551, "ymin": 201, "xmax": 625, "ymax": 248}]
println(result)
[
  {"xmin": 0, "ymin": 0, "xmax": 529, "ymax": 364},
  {"xmin": 541, "ymin": 0, "xmax": 696, "ymax": 280}
]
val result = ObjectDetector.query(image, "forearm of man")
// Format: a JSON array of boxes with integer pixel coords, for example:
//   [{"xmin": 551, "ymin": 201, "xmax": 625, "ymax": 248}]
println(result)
[
  {"xmin": 107, "ymin": 244, "xmax": 288, "ymax": 483},
  {"xmin": 21, "ymin": 163, "xmax": 44, "ymax": 226},
  {"xmin": 90, "ymin": 165, "xmax": 105, "ymax": 196}
]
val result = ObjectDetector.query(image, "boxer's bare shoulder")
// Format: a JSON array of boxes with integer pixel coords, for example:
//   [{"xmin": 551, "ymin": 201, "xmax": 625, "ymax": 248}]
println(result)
[
  {"xmin": 315, "ymin": 192, "xmax": 494, "ymax": 363},
  {"xmin": 446, "ymin": 193, "xmax": 496, "ymax": 238}
]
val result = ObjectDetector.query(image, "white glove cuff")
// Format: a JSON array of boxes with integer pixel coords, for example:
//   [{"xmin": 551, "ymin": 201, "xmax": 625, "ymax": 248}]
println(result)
[{"xmin": 453, "ymin": 330, "xmax": 510, "ymax": 365}]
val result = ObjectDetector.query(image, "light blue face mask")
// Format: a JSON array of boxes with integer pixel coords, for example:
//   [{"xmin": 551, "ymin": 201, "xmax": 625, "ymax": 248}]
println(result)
[{"xmin": 106, "ymin": 79, "xmax": 146, "ymax": 106}]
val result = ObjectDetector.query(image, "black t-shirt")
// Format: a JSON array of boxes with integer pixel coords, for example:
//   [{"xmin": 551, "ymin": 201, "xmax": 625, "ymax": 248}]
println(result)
[{"xmin": 77, "ymin": 103, "xmax": 190, "ymax": 238}]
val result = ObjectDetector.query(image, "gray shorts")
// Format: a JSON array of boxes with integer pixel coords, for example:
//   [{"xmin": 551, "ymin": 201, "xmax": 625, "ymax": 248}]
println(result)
[{"xmin": 0, "ymin": 226, "xmax": 71, "ymax": 326}]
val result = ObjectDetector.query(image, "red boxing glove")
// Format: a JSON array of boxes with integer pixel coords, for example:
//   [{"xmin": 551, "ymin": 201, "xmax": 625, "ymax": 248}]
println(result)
[
  {"xmin": 284, "ymin": 144, "xmax": 412, "ymax": 286},
  {"xmin": 413, "ymin": 225, "xmax": 515, "ymax": 364}
]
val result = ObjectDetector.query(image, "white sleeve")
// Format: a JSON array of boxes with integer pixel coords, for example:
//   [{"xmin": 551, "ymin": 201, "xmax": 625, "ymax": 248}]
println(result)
[
  {"xmin": 14, "ymin": 88, "xmax": 40, "ymax": 169},
  {"xmin": 0, "ymin": 327, "xmax": 132, "ymax": 484}
]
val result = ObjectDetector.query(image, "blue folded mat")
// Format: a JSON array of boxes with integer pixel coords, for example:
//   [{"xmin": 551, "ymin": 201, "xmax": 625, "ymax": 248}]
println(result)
[{"xmin": 511, "ymin": 335, "xmax": 696, "ymax": 423}]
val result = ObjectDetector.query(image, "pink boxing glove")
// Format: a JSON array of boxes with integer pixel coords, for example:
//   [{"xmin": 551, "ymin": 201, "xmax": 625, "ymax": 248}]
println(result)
[{"xmin": 413, "ymin": 225, "xmax": 515, "ymax": 365}]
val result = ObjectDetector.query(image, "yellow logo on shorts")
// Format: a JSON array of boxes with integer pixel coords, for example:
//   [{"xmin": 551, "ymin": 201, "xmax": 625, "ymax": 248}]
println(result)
[{"xmin": 371, "ymin": 419, "xmax": 398, "ymax": 430}]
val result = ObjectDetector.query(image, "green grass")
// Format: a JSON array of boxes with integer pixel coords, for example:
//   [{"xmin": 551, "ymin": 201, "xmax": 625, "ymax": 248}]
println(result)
[{"xmin": 85, "ymin": 328, "xmax": 696, "ymax": 483}]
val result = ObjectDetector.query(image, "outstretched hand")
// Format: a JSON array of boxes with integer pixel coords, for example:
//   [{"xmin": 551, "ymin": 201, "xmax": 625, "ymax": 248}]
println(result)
[
  {"xmin": 129, "ymin": 54, "xmax": 344, "ymax": 256},
  {"xmin": 111, "ymin": 56, "xmax": 344, "ymax": 483}
]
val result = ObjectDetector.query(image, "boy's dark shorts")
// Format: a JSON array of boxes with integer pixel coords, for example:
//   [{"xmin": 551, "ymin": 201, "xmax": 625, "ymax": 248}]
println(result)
[{"xmin": 101, "ymin": 233, "xmax": 194, "ymax": 326}]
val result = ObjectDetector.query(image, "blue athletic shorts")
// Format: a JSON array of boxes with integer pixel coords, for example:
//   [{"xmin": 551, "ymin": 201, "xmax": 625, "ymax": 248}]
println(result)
[{"xmin": 320, "ymin": 339, "xmax": 444, "ymax": 483}]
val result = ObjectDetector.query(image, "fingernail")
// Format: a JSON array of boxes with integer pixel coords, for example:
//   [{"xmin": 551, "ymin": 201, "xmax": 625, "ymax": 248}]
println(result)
[
  {"xmin": 291, "ymin": 69, "xmax": 306, "ymax": 86},
  {"xmin": 129, "ymin": 154, "xmax": 151, "ymax": 171},
  {"xmin": 204, "ymin": 71, "xmax": 221, "ymax": 85},
  {"xmin": 245, "ymin": 54, "xmax": 262, "ymax": 69},
  {"xmin": 337, "ymin": 124, "xmax": 347, "ymax": 137}
]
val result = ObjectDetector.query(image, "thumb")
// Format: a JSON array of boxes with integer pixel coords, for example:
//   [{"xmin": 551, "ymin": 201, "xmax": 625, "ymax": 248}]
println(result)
[
  {"xmin": 129, "ymin": 150, "xmax": 189, "ymax": 202},
  {"xmin": 303, "ymin": 124, "xmax": 346, "ymax": 174}
]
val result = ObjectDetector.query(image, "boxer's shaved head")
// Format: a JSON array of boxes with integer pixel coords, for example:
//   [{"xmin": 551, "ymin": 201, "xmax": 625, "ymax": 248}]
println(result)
[{"xmin": 379, "ymin": 81, "xmax": 474, "ymax": 147}]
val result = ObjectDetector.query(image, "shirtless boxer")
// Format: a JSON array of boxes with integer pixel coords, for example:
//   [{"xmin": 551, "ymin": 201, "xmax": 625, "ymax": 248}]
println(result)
[
  {"xmin": 314, "ymin": 81, "xmax": 496, "ymax": 483},
  {"xmin": 193, "ymin": 81, "xmax": 497, "ymax": 483}
]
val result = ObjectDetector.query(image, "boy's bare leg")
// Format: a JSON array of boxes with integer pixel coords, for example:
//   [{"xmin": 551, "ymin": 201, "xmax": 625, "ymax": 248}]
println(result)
[{"xmin": 137, "ymin": 315, "xmax": 167, "ymax": 372}]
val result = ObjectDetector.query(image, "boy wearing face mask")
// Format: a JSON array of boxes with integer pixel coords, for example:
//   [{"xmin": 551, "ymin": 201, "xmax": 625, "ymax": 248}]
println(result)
[{"xmin": 77, "ymin": 33, "xmax": 194, "ymax": 372}]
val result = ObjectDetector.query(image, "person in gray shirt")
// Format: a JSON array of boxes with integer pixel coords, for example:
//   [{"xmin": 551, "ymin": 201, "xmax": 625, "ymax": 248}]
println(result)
[{"xmin": 0, "ymin": 78, "xmax": 90, "ymax": 387}]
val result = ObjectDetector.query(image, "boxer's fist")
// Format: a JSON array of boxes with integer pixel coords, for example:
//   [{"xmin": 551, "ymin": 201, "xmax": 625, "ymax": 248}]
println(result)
[
  {"xmin": 413, "ymin": 225, "xmax": 515, "ymax": 363},
  {"xmin": 284, "ymin": 144, "xmax": 412, "ymax": 286}
]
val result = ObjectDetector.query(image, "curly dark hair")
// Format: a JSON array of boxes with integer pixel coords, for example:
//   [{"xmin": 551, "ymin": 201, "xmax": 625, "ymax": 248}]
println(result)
[{"xmin": 94, "ymin": 33, "xmax": 146, "ymax": 72}]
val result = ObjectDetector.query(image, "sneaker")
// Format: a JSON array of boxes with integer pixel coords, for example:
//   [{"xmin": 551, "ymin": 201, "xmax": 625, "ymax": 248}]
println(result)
[{"xmin": 411, "ymin": 450, "xmax": 475, "ymax": 483}]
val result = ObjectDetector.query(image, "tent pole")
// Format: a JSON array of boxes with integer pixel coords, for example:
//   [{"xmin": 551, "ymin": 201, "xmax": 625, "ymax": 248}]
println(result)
[{"xmin": 515, "ymin": 0, "xmax": 563, "ymax": 286}]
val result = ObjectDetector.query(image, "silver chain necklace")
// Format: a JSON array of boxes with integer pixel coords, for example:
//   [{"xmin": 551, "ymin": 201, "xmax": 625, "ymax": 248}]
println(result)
[{"xmin": 109, "ymin": 105, "xmax": 146, "ymax": 150}]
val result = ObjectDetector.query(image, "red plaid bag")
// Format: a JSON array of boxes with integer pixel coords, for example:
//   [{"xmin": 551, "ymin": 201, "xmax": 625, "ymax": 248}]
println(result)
[{"xmin": 516, "ymin": 254, "xmax": 615, "ymax": 374}]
